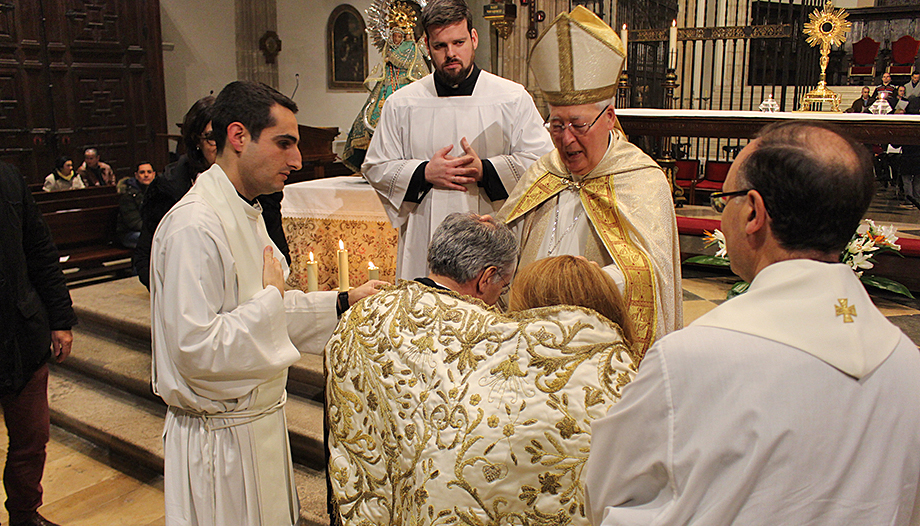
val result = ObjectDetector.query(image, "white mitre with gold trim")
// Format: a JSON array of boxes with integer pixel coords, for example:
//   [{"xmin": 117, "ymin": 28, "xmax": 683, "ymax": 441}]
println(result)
[{"xmin": 529, "ymin": 6, "xmax": 626, "ymax": 106}]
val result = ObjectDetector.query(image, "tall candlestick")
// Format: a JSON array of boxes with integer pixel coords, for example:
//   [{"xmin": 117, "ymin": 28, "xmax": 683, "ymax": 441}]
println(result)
[
  {"xmin": 306, "ymin": 251, "xmax": 318, "ymax": 292},
  {"xmin": 669, "ymin": 20, "xmax": 678, "ymax": 69},
  {"xmin": 368, "ymin": 261, "xmax": 379, "ymax": 281},
  {"xmin": 337, "ymin": 240, "xmax": 350, "ymax": 291},
  {"xmin": 620, "ymin": 24, "xmax": 628, "ymax": 69}
]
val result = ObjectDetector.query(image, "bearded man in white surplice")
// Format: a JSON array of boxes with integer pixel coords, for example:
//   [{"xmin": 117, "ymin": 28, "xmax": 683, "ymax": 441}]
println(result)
[
  {"xmin": 362, "ymin": 0, "xmax": 553, "ymax": 281},
  {"xmin": 150, "ymin": 81, "xmax": 384, "ymax": 526},
  {"xmin": 586, "ymin": 122, "xmax": 920, "ymax": 526}
]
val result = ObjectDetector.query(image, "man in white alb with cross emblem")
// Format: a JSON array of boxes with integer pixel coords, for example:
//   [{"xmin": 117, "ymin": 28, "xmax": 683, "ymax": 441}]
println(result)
[{"xmin": 585, "ymin": 121, "xmax": 920, "ymax": 526}]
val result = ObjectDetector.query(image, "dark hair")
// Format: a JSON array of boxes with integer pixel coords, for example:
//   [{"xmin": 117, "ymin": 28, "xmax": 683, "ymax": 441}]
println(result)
[
  {"xmin": 54, "ymin": 155, "xmax": 70, "ymax": 171},
  {"xmin": 135, "ymin": 161, "xmax": 153, "ymax": 173},
  {"xmin": 421, "ymin": 0, "xmax": 473, "ymax": 38},
  {"xmin": 737, "ymin": 121, "xmax": 874, "ymax": 254},
  {"xmin": 209, "ymin": 81, "xmax": 298, "ymax": 155},
  {"xmin": 182, "ymin": 96, "xmax": 215, "ymax": 174},
  {"xmin": 428, "ymin": 212, "xmax": 518, "ymax": 284}
]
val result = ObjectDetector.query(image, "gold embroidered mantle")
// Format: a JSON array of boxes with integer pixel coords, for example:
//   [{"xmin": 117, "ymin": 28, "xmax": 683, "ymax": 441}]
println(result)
[
  {"xmin": 325, "ymin": 281, "xmax": 635, "ymax": 526},
  {"xmin": 498, "ymin": 130, "xmax": 683, "ymax": 354}
]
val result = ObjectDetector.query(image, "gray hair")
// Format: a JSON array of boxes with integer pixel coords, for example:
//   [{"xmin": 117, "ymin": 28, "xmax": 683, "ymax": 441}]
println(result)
[
  {"xmin": 594, "ymin": 97, "xmax": 615, "ymax": 113},
  {"xmin": 428, "ymin": 213, "xmax": 518, "ymax": 284},
  {"xmin": 420, "ymin": 0, "xmax": 473, "ymax": 35}
]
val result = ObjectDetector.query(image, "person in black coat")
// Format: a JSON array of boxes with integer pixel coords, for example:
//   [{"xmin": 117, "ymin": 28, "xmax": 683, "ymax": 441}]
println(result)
[
  {"xmin": 0, "ymin": 161, "xmax": 77, "ymax": 526},
  {"xmin": 134, "ymin": 96, "xmax": 290, "ymax": 289}
]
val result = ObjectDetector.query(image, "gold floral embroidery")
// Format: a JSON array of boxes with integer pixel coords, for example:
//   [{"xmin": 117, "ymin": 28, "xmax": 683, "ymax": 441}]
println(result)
[{"xmin": 327, "ymin": 282, "xmax": 636, "ymax": 526}]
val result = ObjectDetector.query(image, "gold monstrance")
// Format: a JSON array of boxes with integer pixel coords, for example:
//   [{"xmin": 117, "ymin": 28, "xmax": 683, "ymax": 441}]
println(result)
[{"xmin": 800, "ymin": 1, "xmax": 851, "ymax": 112}]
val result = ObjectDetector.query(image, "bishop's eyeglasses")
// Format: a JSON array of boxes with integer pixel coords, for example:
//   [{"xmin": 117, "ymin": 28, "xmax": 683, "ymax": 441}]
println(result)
[
  {"xmin": 544, "ymin": 105, "xmax": 609, "ymax": 137},
  {"xmin": 709, "ymin": 189, "xmax": 752, "ymax": 213}
]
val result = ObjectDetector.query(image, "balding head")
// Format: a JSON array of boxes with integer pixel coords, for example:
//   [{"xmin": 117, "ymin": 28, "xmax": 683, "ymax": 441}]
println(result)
[{"xmin": 734, "ymin": 121, "xmax": 874, "ymax": 255}]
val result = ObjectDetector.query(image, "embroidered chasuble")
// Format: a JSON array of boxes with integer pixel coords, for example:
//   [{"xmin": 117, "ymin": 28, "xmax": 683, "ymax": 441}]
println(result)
[
  {"xmin": 499, "ymin": 131, "xmax": 682, "ymax": 355},
  {"xmin": 326, "ymin": 281, "xmax": 636, "ymax": 526}
]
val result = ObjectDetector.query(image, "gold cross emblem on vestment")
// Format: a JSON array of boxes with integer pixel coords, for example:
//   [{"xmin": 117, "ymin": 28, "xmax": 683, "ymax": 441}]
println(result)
[{"xmin": 835, "ymin": 298, "xmax": 856, "ymax": 323}]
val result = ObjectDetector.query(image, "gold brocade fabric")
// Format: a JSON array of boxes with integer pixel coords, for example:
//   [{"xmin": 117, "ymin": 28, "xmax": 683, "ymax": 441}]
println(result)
[
  {"xmin": 326, "ymin": 281, "xmax": 636, "ymax": 526},
  {"xmin": 282, "ymin": 217, "xmax": 398, "ymax": 291}
]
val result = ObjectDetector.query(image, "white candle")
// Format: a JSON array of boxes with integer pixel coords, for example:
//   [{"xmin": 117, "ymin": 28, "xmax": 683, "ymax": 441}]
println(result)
[
  {"xmin": 621, "ymin": 24, "xmax": 628, "ymax": 70},
  {"xmin": 337, "ymin": 240, "xmax": 350, "ymax": 292},
  {"xmin": 669, "ymin": 20, "xmax": 678, "ymax": 69},
  {"xmin": 368, "ymin": 261, "xmax": 379, "ymax": 281},
  {"xmin": 306, "ymin": 251, "xmax": 318, "ymax": 292}
]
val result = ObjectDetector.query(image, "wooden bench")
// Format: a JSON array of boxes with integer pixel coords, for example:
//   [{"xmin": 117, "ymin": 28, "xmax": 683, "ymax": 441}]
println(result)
[
  {"xmin": 43, "ymin": 204, "xmax": 133, "ymax": 282},
  {"xmin": 33, "ymin": 184, "xmax": 117, "ymax": 202},
  {"xmin": 37, "ymin": 191, "xmax": 122, "ymax": 214}
]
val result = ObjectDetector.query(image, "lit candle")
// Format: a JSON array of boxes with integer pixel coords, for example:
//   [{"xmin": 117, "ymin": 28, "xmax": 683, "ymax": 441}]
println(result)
[
  {"xmin": 306, "ymin": 251, "xmax": 318, "ymax": 292},
  {"xmin": 337, "ymin": 240, "xmax": 350, "ymax": 291},
  {"xmin": 368, "ymin": 261, "xmax": 379, "ymax": 281},
  {"xmin": 620, "ymin": 24, "xmax": 628, "ymax": 70},
  {"xmin": 669, "ymin": 20, "xmax": 678, "ymax": 69}
]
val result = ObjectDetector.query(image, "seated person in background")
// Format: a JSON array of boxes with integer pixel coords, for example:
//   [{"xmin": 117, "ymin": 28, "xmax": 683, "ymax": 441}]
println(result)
[
  {"xmin": 76, "ymin": 148, "xmax": 115, "ymax": 186},
  {"xmin": 117, "ymin": 162, "xmax": 155, "ymax": 249},
  {"xmin": 844, "ymin": 86, "xmax": 873, "ymax": 113},
  {"xmin": 508, "ymin": 255, "xmax": 635, "ymax": 350},
  {"xmin": 905, "ymin": 71, "xmax": 920, "ymax": 101},
  {"xmin": 42, "ymin": 156, "xmax": 84, "ymax": 192},
  {"xmin": 872, "ymin": 72, "xmax": 897, "ymax": 101},
  {"xmin": 326, "ymin": 212, "xmax": 635, "ymax": 526},
  {"xmin": 892, "ymin": 85, "xmax": 910, "ymax": 113},
  {"xmin": 134, "ymin": 96, "xmax": 290, "ymax": 289},
  {"xmin": 585, "ymin": 121, "xmax": 920, "ymax": 526}
]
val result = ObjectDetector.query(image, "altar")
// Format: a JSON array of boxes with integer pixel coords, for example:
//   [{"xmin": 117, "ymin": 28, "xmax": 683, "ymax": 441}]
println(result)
[{"xmin": 282, "ymin": 176, "xmax": 398, "ymax": 291}]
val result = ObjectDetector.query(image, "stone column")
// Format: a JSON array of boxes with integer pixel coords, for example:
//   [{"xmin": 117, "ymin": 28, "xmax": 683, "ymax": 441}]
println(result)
[{"xmin": 236, "ymin": 0, "xmax": 279, "ymax": 88}]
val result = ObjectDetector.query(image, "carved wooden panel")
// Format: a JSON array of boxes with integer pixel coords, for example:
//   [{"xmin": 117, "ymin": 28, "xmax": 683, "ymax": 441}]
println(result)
[{"xmin": 0, "ymin": 0, "xmax": 165, "ymax": 185}]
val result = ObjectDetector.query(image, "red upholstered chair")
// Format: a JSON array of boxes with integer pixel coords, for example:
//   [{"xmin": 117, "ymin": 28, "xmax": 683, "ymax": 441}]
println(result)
[
  {"xmin": 694, "ymin": 160, "xmax": 732, "ymax": 204},
  {"xmin": 674, "ymin": 159, "xmax": 701, "ymax": 204},
  {"xmin": 888, "ymin": 35, "xmax": 919, "ymax": 76},
  {"xmin": 849, "ymin": 37, "xmax": 880, "ymax": 80}
]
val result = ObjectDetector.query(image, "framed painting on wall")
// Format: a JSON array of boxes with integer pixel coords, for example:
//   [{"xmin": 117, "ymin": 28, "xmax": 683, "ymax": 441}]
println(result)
[{"xmin": 327, "ymin": 4, "xmax": 368, "ymax": 90}]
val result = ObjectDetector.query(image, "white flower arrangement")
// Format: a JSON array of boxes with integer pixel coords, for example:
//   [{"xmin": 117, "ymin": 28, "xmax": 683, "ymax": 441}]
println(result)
[{"xmin": 685, "ymin": 220, "xmax": 914, "ymax": 299}]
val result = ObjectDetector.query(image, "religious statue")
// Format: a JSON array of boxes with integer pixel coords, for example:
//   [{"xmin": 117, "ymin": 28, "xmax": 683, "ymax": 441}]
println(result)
[{"xmin": 342, "ymin": 0, "xmax": 429, "ymax": 172}]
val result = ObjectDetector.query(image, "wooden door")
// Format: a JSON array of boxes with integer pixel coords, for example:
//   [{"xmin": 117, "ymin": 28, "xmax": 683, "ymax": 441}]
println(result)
[{"xmin": 0, "ymin": 0, "xmax": 166, "ymax": 185}]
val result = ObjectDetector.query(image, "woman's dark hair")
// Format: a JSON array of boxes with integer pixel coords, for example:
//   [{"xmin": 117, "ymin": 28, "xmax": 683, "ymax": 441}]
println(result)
[
  {"xmin": 54, "ymin": 155, "xmax": 70, "ymax": 172},
  {"xmin": 182, "ymin": 96, "xmax": 215, "ymax": 174}
]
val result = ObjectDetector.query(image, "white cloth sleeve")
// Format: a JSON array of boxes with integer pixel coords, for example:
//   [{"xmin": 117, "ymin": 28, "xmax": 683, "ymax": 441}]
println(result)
[
  {"xmin": 586, "ymin": 345, "xmax": 674, "ymax": 526},
  {"xmin": 284, "ymin": 289, "xmax": 339, "ymax": 355}
]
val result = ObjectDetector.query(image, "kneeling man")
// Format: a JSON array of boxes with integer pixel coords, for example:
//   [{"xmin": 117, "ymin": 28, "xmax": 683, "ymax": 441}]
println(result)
[{"xmin": 326, "ymin": 213, "xmax": 635, "ymax": 526}]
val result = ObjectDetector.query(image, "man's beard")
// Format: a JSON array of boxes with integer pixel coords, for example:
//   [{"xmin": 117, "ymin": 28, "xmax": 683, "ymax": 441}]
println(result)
[{"xmin": 434, "ymin": 59, "xmax": 474, "ymax": 87}]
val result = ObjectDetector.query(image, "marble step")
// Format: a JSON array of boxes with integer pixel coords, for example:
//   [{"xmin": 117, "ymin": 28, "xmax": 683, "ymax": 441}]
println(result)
[
  {"xmin": 48, "ymin": 365, "xmax": 330, "ymax": 526},
  {"xmin": 70, "ymin": 278, "xmax": 326, "ymax": 399},
  {"xmin": 63, "ymin": 324, "xmax": 327, "ymax": 469}
]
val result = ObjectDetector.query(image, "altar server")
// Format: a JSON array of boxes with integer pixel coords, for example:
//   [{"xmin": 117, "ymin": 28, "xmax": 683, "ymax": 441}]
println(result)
[
  {"xmin": 586, "ymin": 121, "xmax": 920, "ymax": 526},
  {"xmin": 498, "ymin": 7, "xmax": 681, "ymax": 356},
  {"xmin": 362, "ymin": 0, "xmax": 553, "ymax": 280},
  {"xmin": 151, "ymin": 81, "xmax": 383, "ymax": 526}
]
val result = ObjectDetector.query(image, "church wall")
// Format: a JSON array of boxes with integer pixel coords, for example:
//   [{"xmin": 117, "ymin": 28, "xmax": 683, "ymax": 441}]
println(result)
[{"xmin": 160, "ymin": 0, "xmax": 238, "ymax": 138}]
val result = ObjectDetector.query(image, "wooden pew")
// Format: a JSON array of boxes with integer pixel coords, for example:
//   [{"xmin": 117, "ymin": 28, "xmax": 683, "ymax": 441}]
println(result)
[
  {"xmin": 37, "ymin": 191, "xmax": 122, "ymax": 214},
  {"xmin": 43, "ymin": 204, "xmax": 133, "ymax": 282},
  {"xmin": 33, "ymin": 184, "xmax": 117, "ymax": 203}
]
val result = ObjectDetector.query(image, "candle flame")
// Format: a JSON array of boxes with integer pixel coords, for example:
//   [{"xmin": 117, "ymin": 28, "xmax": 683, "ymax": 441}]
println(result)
[
  {"xmin": 622, "ymin": 24, "xmax": 627, "ymax": 31},
  {"xmin": 672, "ymin": 19, "xmax": 676, "ymax": 26},
  {"xmin": 309, "ymin": 251, "xmax": 315, "ymax": 262},
  {"xmin": 368, "ymin": 261, "xmax": 377, "ymax": 270},
  {"xmin": 339, "ymin": 239, "xmax": 345, "ymax": 250}
]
